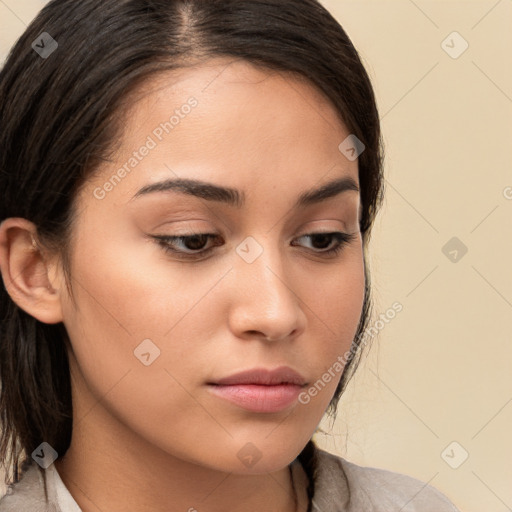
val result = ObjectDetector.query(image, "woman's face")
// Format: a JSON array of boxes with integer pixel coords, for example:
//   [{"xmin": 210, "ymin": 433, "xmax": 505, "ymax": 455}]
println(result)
[{"xmin": 59, "ymin": 58, "xmax": 365, "ymax": 474}]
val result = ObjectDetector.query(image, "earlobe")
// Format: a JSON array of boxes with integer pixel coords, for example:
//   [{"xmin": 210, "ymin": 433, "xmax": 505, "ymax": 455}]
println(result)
[{"xmin": 0, "ymin": 218, "xmax": 64, "ymax": 324}]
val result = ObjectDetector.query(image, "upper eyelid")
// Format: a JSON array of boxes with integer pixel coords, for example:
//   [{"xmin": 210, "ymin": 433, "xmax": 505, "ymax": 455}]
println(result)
[
  {"xmin": 156, "ymin": 228, "xmax": 351, "ymax": 239},
  {"xmin": 152, "ymin": 215, "xmax": 354, "ymax": 233}
]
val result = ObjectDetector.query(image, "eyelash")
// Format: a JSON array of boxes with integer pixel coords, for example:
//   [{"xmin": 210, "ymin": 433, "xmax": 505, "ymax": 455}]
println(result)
[{"xmin": 152, "ymin": 231, "xmax": 358, "ymax": 261}]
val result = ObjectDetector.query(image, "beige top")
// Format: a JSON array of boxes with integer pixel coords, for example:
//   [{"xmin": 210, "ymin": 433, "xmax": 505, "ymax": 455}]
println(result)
[{"xmin": 0, "ymin": 447, "xmax": 460, "ymax": 511}]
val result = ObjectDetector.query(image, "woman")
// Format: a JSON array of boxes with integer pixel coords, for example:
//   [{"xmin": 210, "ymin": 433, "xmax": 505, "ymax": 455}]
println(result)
[{"xmin": 0, "ymin": 0, "xmax": 460, "ymax": 510}]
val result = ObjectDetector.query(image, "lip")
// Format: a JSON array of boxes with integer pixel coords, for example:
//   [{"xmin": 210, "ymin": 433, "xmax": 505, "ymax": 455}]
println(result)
[
  {"xmin": 211, "ymin": 366, "xmax": 307, "ymax": 386},
  {"xmin": 207, "ymin": 366, "xmax": 307, "ymax": 413}
]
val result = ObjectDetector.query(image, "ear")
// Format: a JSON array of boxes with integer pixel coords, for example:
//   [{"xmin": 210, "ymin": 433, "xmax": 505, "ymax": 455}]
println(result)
[{"xmin": 0, "ymin": 218, "xmax": 64, "ymax": 324}]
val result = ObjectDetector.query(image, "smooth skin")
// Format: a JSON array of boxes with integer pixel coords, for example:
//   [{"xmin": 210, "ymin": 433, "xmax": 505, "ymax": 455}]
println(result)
[{"xmin": 0, "ymin": 58, "xmax": 365, "ymax": 512}]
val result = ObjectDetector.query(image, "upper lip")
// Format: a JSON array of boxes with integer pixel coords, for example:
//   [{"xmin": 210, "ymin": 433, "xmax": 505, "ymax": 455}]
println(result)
[{"xmin": 210, "ymin": 366, "xmax": 307, "ymax": 386}]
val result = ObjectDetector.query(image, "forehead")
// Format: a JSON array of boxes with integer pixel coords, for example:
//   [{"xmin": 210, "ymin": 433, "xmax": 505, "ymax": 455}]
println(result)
[{"xmin": 83, "ymin": 57, "xmax": 359, "ymax": 209}]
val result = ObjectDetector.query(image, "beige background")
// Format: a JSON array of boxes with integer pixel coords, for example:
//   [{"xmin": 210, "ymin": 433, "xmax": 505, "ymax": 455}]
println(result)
[{"xmin": 1, "ymin": 1, "xmax": 511, "ymax": 511}]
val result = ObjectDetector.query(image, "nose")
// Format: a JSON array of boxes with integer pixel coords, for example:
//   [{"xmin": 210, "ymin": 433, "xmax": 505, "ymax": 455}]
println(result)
[{"xmin": 227, "ymin": 245, "xmax": 307, "ymax": 342}]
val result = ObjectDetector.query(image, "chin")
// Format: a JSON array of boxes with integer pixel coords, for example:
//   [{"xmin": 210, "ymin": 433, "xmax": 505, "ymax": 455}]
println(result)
[{"xmin": 209, "ymin": 434, "xmax": 311, "ymax": 475}]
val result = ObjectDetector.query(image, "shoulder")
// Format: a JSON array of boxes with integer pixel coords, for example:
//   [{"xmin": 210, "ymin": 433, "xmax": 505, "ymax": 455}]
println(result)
[
  {"xmin": 312, "ymin": 447, "xmax": 460, "ymax": 512},
  {"xmin": 0, "ymin": 462, "xmax": 58, "ymax": 512}
]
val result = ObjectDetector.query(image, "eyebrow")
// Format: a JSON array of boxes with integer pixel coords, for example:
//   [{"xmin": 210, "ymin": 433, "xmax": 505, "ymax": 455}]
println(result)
[{"xmin": 131, "ymin": 175, "xmax": 359, "ymax": 208}]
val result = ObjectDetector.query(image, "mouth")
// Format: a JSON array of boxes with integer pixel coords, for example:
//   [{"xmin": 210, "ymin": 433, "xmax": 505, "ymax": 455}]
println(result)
[{"xmin": 206, "ymin": 366, "xmax": 307, "ymax": 413}]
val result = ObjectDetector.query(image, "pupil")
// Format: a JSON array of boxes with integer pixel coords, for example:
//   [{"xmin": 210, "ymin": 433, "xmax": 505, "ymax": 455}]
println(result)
[
  {"xmin": 186, "ymin": 235, "xmax": 208, "ymax": 250},
  {"xmin": 313, "ymin": 234, "xmax": 331, "ymax": 249}
]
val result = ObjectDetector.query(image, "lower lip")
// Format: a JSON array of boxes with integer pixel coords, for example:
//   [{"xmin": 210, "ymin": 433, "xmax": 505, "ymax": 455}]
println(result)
[{"xmin": 207, "ymin": 384, "xmax": 302, "ymax": 413}]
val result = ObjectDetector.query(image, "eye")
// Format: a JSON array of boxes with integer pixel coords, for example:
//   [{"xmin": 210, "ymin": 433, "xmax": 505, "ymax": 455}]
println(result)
[
  {"xmin": 153, "ymin": 233, "xmax": 222, "ymax": 258},
  {"xmin": 151, "ymin": 231, "xmax": 358, "ymax": 260},
  {"xmin": 291, "ymin": 232, "xmax": 358, "ymax": 257}
]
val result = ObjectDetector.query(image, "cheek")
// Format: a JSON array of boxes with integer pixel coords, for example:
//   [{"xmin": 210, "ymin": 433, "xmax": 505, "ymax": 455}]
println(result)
[
  {"xmin": 60, "ymin": 232, "xmax": 220, "ymax": 399},
  {"xmin": 298, "ymin": 246, "xmax": 365, "ymax": 399},
  {"xmin": 65, "ymin": 225, "xmax": 225, "ymax": 338},
  {"xmin": 308, "ymin": 245, "xmax": 366, "ymax": 345}
]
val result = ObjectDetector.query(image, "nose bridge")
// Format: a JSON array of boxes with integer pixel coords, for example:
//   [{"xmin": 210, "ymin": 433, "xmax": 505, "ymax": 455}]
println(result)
[
  {"xmin": 236, "ymin": 234, "xmax": 291, "ymax": 301},
  {"xmin": 229, "ymin": 234, "xmax": 305, "ymax": 339}
]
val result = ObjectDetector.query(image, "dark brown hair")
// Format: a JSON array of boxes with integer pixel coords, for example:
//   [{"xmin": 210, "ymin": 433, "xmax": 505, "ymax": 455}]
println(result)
[{"xmin": 0, "ymin": 0, "xmax": 384, "ymax": 506}]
